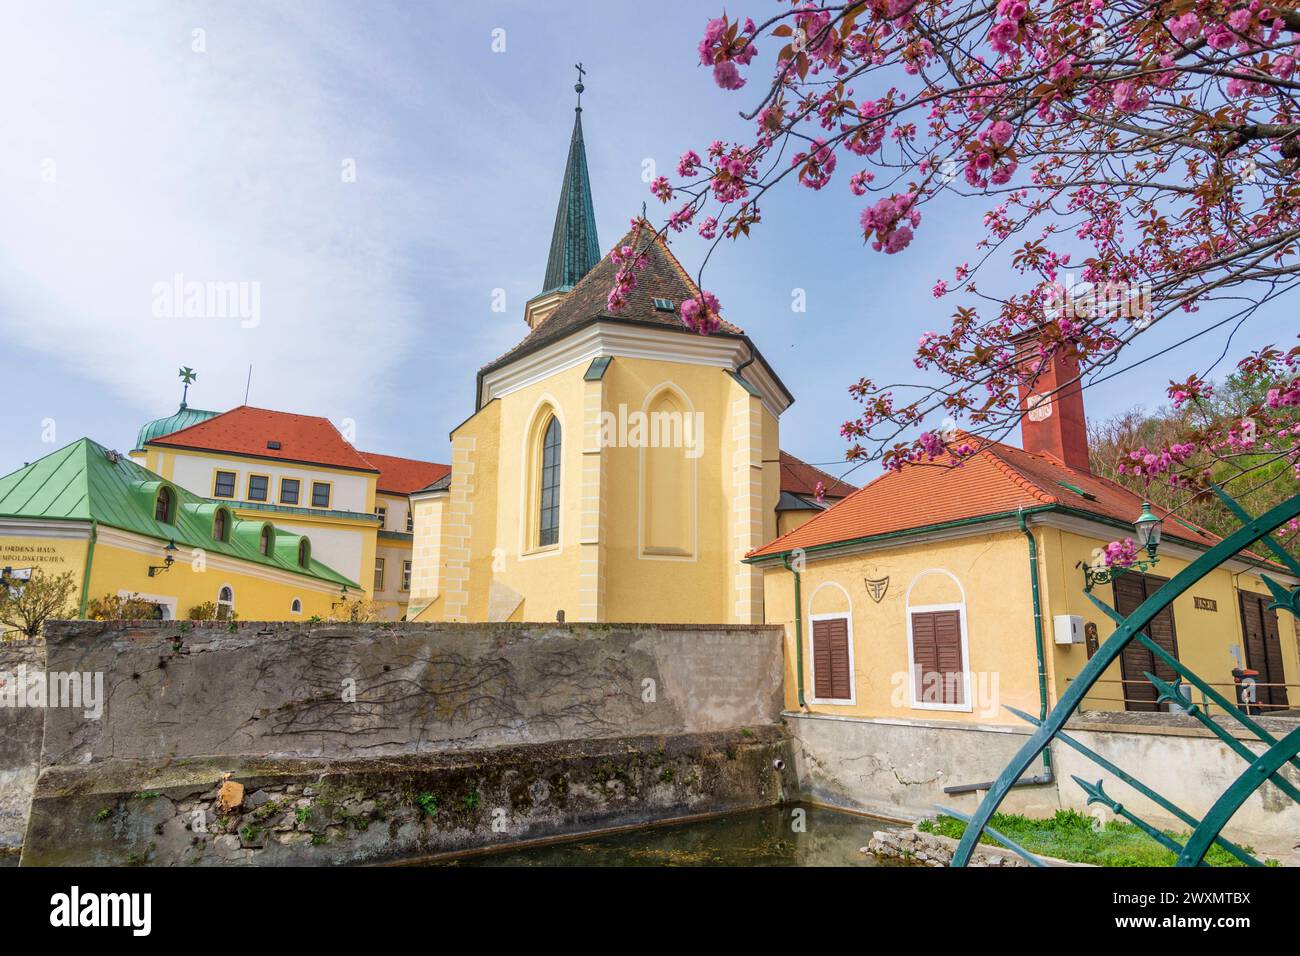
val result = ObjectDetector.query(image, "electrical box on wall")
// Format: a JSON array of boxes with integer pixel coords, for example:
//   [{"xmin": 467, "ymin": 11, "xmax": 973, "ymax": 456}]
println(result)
[{"xmin": 1053, "ymin": 614, "xmax": 1084, "ymax": 645}]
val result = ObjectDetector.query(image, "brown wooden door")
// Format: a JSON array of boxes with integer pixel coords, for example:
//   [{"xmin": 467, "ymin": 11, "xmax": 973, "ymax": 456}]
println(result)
[
  {"xmin": 811, "ymin": 617, "xmax": 852, "ymax": 701},
  {"xmin": 1239, "ymin": 592, "xmax": 1290, "ymax": 710},
  {"xmin": 911, "ymin": 610, "xmax": 964, "ymax": 705},
  {"xmin": 1112, "ymin": 573, "xmax": 1180, "ymax": 712}
]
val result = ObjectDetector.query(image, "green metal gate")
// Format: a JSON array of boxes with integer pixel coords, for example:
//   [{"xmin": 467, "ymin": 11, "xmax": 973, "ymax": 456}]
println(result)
[{"xmin": 949, "ymin": 489, "xmax": 1300, "ymax": 867}]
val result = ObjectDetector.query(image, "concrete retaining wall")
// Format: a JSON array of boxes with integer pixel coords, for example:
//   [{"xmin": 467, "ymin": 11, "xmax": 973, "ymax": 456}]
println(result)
[
  {"xmin": 787, "ymin": 709, "xmax": 1300, "ymax": 857},
  {"xmin": 16, "ymin": 620, "xmax": 789, "ymax": 865},
  {"xmin": 0, "ymin": 640, "xmax": 45, "ymax": 855}
]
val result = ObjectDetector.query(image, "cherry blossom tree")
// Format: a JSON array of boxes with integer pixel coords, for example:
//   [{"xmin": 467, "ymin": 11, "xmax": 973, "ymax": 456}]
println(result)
[{"xmin": 616, "ymin": 0, "xmax": 1300, "ymax": 537}]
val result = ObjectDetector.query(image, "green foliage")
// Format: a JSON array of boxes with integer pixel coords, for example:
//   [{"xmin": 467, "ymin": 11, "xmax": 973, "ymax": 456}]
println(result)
[
  {"xmin": 294, "ymin": 805, "xmax": 311, "ymax": 824},
  {"xmin": 416, "ymin": 793, "xmax": 438, "ymax": 817},
  {"xmin": 1090, "ymin": 367, "xmax": 1300, "ymax": 562},
  {"xmin": 0, "ymin": 569, "xmax": 78, "ymax": 639},
  {"xmin": 462, "ymin": 791, "xmax": 480, "ymax": 812},
  {"xmin": 94, "ymin": 807, "xmax": 113, "ymax": 822},
  {"xmin": 239, "ymin": 823, "xmax": 262, "ymax": 843},
  {"xmin": 919, "ymin": 809, "xmax": 1251, "ymax": 867}
]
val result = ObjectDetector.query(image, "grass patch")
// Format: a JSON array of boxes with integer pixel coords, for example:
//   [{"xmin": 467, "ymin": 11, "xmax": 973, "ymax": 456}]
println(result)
[{"xmin": 918, "ymin": 809, "xmax": 1263, "ymax": 867}]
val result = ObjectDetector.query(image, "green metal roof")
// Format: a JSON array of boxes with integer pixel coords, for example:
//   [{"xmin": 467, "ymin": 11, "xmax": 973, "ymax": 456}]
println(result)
[
  {"xmin": 541, "ymin": 108, "xmax": 600, "ymax": 295},
  {"xmin": 0, "ymin": 438, "xmax": 357, "ymax": 588},
  {"xmin": 135, "ymin": 403, "xmax": 219, "ymax": 450}
]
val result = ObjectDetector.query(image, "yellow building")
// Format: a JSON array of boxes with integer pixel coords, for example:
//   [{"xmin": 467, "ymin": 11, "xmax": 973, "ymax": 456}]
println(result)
[
  {"xmin": 408, "ymin": 92, "xmax": 856, "ymax": 625},
  {"xmin": 0, "ymin": 438, "xmax": 358, "ymax": 626},
  {"xmin": 746, "ymin": 344, "xmax": 1300, "ymax": 725},
  {"xmin": 130, "ymin": 401, "xmax": 447, "ymax": 620}
]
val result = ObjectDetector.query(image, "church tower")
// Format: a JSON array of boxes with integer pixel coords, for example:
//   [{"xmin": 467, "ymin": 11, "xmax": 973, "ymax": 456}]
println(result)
[
  {"xmin": 525, "ymin": 67, "xmax": 600, "ymax": 331},
  {"xmin": 408, "ymin": 72, "xmax": 793, "ymax": 626}
]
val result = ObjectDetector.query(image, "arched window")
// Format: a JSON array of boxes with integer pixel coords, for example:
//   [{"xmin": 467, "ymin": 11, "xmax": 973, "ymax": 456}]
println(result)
[
  {"xmin": 290, "ymin": 598, "xmax": 302, "ymax": 615},
  {"xmin": 641, "ymin": 387, "xmax": 695, "ymax": 557},
  {"xmin": 905, "ymin": 570, "xmax": 971, "ymax": 711},
  {"xmin": 297, "ymin": 538, "xmax": 310, "ymax": 568},
  {"xmin": 212, "ymin": 508, "xmax": 229, "ymax": 542},
  {"xmin": 538, "ymin": 416, "xmax": 561, "ymax": 547},
  {"xmin": 216, "ymin": 586, "xmax": 234, "ymax": 620},
  {"xmin": 154, "ymin": 486, "xmax": 174, "ymax": 523},
  {"xmin": 258, "ymin": 525, "xmax": 272, "ymax": 556}
]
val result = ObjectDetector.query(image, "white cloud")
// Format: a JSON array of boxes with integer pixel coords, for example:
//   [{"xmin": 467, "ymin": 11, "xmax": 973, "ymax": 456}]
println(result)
[{"xmin": 0, "ymin": 2, "xmax": 436, "ymax": 419}]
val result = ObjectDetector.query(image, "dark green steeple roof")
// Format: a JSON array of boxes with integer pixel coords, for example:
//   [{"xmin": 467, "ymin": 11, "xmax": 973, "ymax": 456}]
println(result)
[{"xmin": 541, "ymin": 105, "xmax": 600, "ymax": 295}]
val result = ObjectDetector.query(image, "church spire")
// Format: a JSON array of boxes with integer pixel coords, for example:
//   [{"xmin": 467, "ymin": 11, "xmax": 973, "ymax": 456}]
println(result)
[{"xmin": 540, "ymin": 64, "xmax": 599, "ymax": 295}]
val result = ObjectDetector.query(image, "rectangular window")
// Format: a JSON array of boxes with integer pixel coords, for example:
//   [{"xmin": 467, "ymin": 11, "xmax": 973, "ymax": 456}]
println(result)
[
  {"xmin": 1239, "ymin": 591, "xmax": 1289, "ymax": 712},
  {"xmin": 279, "ymin": 478, "xmax": 300, "ymax": 505},
  {"xmin": 373, "ymin": 557, "xmax": 385, "ymax": 591},
  {"xmin": 375, "ymin": 505, "xmax": 387, "ymax": 529},
  {"xmin": 247, "ymin": 474, "xmax": 269, "ymax": 502},
  {"xmin": 402, "ymin": 560, "xmax": 412, "ymax": 591},
  {"xmin": 1113, "ymin": 574, "xmax": 1180, "ymax": 712},
  {"xmin": 311, "ymin": 482, "xmax": 331, "ymax": 508},
  {"xmin": 406, "ymin": 510, "xmax": 414, "ymax": 533},
  {"xmin": 811, "ymin": 616, "xmax": 853, "ymax": 702},
  {"xmin": 213, "ymin": 471, "xmax": 237, "ymax": 499},
  {"xmin": 910, "ymin": 610, "xmax": 965, "ymax": 706}
]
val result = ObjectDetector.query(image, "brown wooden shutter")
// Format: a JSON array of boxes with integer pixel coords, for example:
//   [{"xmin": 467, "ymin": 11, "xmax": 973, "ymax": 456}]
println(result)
[
  {"xmin": 911, "ymin": 610, "xmax": 964, "ymax": 705},
  {"xmin": 1239, "ymin": 592, "xmax": 1290, "ymax": 710},
  {"xmin": 1113, "ymin": 573, "xmax": 1180, "ymax": 712},
  {"xmin": 811, "ymin": 617, "xmax": 852, "ymax": 700}
]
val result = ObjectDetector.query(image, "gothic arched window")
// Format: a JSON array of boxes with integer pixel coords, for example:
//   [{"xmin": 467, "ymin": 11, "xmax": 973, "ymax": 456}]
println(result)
[{"xmin": 538, "ymin": 416, "xmax": 561, "ymax": 547}]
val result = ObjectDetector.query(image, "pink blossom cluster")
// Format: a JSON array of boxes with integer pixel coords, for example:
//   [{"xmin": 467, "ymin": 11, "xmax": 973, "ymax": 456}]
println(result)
[
  {"xmin": 792, "ymin": 138, "xmax": 837, "ymax": 190},
  {"xmin": 699, "ymin": 16, "xmax": 757, "ymax": 90},
  {"xmin": 1116, "ymin": 442, "xmax": 1199, "ymax": 481},
  {"xmin": 1266, "ymin": 379, "xmax": 1300, "ymax": 409},
  {"xmin": 606, "ymin": 242, "xmax": 649, "ymax": 313},
  {"xmin": 989, "ymin": 0, "xmax": 1029, "ymax": 55},
  {"xmin": 1101, "ymin": 538, "xmax": 1139, "ymax": 568},
  {"xmin": 860, "ymin": 192, "xmax": 921, "ymax": 254},
  {"xmin": 681, "ymin": 290, "xmax": 723, "ymax": 334},
  {"xmin": 965, "ymin": 118, "xmax": 1018, "ymax": 187}
]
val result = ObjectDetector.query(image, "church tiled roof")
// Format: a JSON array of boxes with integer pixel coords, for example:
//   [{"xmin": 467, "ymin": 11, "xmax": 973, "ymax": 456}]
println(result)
[{"xmin": 480, "ymin": 223, "xmax": 746, "ymax": 380}]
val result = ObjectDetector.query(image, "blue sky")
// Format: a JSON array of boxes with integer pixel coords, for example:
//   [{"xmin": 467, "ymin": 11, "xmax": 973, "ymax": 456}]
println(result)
[{"xmin": 1, "ymin": 1, "xmax": 1293, "ymax": 486}]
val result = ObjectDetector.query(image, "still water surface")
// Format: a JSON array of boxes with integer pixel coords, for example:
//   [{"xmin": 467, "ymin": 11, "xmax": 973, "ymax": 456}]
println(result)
[{"xmin": 434, "ymin": 803, "xmax": 908, "ymax": 867}]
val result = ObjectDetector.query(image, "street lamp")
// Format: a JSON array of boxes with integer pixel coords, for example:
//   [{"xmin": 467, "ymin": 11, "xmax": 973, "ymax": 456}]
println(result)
[
  {"xmin": 1082, "ymin": 502, "xmax": 1163, "ymax": 592},
  {"xmin": 1133, "ymin": 501, "xmax": 1162, "ymax": 563},
  {"xmin": 148, "ymin": 539, "xmax": 179, "ymax": 577}
]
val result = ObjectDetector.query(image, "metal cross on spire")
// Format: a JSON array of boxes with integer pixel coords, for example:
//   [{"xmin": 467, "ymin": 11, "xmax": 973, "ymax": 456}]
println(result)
[
  {"xmin": 177, "ymin": 366, "xmax": 197, "ymax": 408},
  {"xmin": 574, "ymin": 62, "xmax": 586, "ymax": 111}
]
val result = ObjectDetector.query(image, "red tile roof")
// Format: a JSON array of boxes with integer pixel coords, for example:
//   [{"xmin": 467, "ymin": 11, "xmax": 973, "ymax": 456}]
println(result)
[
  {"xmin": 361, "ymin": 452, "xmax": 451, "ymax": 496},
  {"xmin": 749, "ymin": 438, "xmax": 1223, "ymax": 559},
  {"xmin": 779, "ymin": 451, "xmax": 856, "ymax": 500},
  {"xmin": 150, "ymin": 406, "xmax": 379, "ymax": 473}
]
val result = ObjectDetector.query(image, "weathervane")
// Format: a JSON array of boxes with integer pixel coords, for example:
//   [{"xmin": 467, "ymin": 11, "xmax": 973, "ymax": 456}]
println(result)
[
  {"xmin": 574, "ymin": 62, "xmax": 586, "ymax": 111},
  {"xmin": 178, "ymin": 366, "xmax": 197, "ymax": 409}
]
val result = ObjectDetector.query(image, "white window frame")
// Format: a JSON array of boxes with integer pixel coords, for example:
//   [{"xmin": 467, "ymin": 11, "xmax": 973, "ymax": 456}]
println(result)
[
  {"xmin": 808, "ymin": 610, "xmax": 857, "ymax": 706},
  {"xmin": 216, "ymin": 584, "xmax": 235, "ymax": 620},
  {"xmin": 904, "ymin": 569, "xmax": 973, "ymax": 713}
]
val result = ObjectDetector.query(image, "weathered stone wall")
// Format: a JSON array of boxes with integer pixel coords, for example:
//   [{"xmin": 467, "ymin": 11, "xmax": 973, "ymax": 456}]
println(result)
[
  {"xmin": 0, "ymin": 640, "xmax": 45, "ymax": 856},
  {"xmin": 39, "ymin": 620, "xmax": 784, "ymax": 763},
  {"xmin": 787, "ymin": 710, "xmax": 1300, "ymax": 857},
  {"xmin": 18, "ymin": 620, "xmax": 790, "ymax": 865}
]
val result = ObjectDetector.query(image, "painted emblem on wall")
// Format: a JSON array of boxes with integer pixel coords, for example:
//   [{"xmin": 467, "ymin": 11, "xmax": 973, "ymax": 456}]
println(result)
[{"xmin": 864, "ymin": 577, "xmax": 889, "ymax": 603}]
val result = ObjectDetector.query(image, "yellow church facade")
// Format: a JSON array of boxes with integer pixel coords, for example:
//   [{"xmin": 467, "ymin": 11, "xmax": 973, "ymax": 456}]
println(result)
[{"xmin": 409, "ymin": 94, "xmax": 801, "ymax": 625}]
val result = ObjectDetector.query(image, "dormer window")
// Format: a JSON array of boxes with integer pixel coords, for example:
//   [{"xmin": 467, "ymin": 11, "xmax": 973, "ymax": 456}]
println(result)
[
  {"xmin": 154, "ymin": 486, "xmax": 174, "ymax": 523},
  {"xmin": 652, "ymin": 298, "xmax": 675, "ymax": 312},
  {"xmin": 297, "ymin": 538, "xmax": 310, "ymax": 568},
  {"xmin": 259, "ymin": 525, "xmax": 272, "ymax": 556},
  {"xmin": 213, "ymin": 508, "xmax": 230, "ymax": 542}
]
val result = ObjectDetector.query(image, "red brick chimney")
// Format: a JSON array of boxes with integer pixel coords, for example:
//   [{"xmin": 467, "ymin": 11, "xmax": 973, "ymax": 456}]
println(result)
[{"xmin": 1013, "ymin": 330, "xmax": 1091, "ymax": 473}]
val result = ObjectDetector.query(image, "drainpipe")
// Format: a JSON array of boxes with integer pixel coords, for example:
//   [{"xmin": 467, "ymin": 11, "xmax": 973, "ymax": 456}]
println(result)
[
  {"xmin": 77, "ymin": 519, "xmax": 98, "ymax": 619},
  {"xmin": 943, "ymin": 509, "xmax": 1053, "ymax": 794},
  {"xmin": 783, "ymin": 553, "xmax": 806, "ymax": 708},
  {"xmin": 1018, "ymin": 508, "xmax": 1052, "ymax": 780}
]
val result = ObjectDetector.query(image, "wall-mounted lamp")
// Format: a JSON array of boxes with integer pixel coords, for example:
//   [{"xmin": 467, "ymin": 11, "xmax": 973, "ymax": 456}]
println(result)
[
  {"xmin": 147, "ymin": 540, "xmax": 179, "ymax": 577},
  {"xmin": 1083, "ymin": 502, "xmax": 1162, "ymax": 592},
  {"xmin": 330, "ymin": 585, "xmax": 350, "ymax": 611}
]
